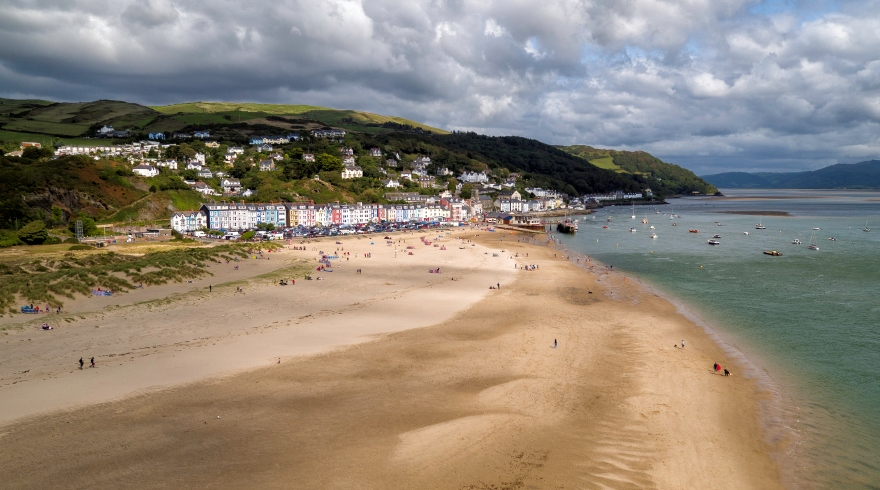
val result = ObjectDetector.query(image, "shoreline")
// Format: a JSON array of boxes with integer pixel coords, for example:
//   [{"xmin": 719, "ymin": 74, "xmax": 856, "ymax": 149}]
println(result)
[
  {"xmin": 547, "ymin": 232, "xmax": 799, "ymax": 487},
  {"xmin": 0, "ymin": 229, "xmax": 783, "ymax": 488}
]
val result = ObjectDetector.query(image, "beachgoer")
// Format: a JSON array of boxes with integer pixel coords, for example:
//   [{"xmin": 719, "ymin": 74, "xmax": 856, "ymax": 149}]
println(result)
[
  {"xmin": 209, "ymin": 285, "xmax": 212, "ymax": 292},
  {"xmin": 90, "ymin": 357, "xmax": 95, "ymax": 368},
  {"xmin": 681, "ymin": 340, "xmax": 685, "ymax": 349},
  {"xmin": 713, "ymin": 362, "xmax": 719, "ymax": 372},
  {"xmin": 554, "ymin": 339, "xmax": 558, "ymax": 348},
  {"xmin": 724, "ymin": 369, "xmax": 731, "ymax": 376},
  {"xmin": 497, "ymin": 282, "xmax": 500, "ymax": 289},
  {"xmin": 79, "ymin": 357, "xmax": 84, "ymax": 369}
]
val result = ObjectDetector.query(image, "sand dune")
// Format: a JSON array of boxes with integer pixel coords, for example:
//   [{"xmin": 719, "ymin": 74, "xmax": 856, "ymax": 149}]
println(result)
[{"xmin": 0, "ymin": 229, "xmax": 782, "ymax": 488}]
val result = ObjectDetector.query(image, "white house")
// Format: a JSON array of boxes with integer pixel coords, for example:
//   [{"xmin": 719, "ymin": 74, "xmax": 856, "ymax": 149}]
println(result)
[
  {"xmin": 258, "ymin": 160, "xmax": 275, "ymax": 172},
  {"xmin": 341, "ymin": 165, "xmax": 364, "ymax": 179},
  {"xmin": 221, "ymin": 178, "xmax": 242, "ymax": 194},
  {"xmin": 191, "ymin": 181, "xmax": 217, "ymax": 196},
  {"xmin": 383, "ymin": 179, "xmax": 401, "ymax": 188},
  {"xmin": 170, "ymin": 210, "xmax": 207, "ymax": 233},
  {"xmin": 132, "ymin": 164, "xmax": 159, "ymax": 177},
  {"xmin": 459, "ymin": 171, "xmax": 489, "ymax": 183},
  {"xmin": 303, "ymin": 153, "xmax": 315, "ymax": 162},
  {"xmin": 369, "ymin": 148, "xmax": 382, "ymax": 157}
]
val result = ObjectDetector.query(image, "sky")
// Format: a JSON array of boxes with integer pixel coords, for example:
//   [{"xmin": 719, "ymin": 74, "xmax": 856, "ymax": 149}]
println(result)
[{"xmin": 1, "ymin": 0, "xmax": 879, "ymax": 175}]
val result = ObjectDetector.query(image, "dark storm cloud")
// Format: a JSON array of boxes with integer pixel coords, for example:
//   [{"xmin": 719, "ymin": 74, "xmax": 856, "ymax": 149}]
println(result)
[{"xmin": 1, "ymin": 0, "xmax": 878, "ymax": 174}]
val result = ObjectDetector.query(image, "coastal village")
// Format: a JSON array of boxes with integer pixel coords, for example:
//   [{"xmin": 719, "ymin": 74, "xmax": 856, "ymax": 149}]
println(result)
[{"xmin": 15, "ymin": 126, "xmax": 651, "ymax": 234}]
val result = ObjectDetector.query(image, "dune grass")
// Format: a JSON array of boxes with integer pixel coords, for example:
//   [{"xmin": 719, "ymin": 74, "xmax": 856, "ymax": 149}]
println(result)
[{"xmin": 0, "ymin": 243, "xmax": 280, "ymax": 316}]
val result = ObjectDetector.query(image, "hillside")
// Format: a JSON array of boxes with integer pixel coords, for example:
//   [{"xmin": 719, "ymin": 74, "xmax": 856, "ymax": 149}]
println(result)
[
  {"xmin": 558, "ymin": 145, "xmax": 718, "ymax": 196},
  {"xmin": 702, "ymin": 160, "xmax": 880, "ymax": 189}
]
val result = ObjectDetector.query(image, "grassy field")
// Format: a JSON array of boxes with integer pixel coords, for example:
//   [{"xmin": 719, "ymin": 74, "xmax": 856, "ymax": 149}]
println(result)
[
  {"xmin": 587, "ymin": 156, "xmax": 621, "ymax": 171},
  {"xmin": 153, "ymin": 101, "xmax": 330, "ymax": 115},
  {"xmin": 2, "ymin": 119, "xmax": 90, "ymax": 137}
]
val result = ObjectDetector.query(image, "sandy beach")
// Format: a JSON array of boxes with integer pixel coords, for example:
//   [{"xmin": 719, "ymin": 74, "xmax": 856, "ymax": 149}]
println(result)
[{"xmin": 0, "ymin": 229, "xmax": 782, "ymax": 488}]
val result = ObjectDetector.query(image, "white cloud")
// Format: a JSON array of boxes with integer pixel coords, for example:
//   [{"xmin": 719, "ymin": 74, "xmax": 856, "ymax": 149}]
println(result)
[{"xmin": 0, "ymin": 0, "xmax": 878, "ymax": 174}]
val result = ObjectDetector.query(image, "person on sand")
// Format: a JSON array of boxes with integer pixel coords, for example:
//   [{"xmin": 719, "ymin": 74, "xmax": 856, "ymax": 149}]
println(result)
[
  {"xmin": 209, "ymin": 285, "xmax": 212, "ymax": 292},
  {"xmin": 554, "ymin": 339, "xmax": 558, "ymax": 348},
  {"xmin": 681, "ymin": 340, "xmax": 685, "ymax": 349},
  {"xmin": 79, "ymin": 357, "xmax": 84, "ymax": 370},
  {"xmin": 90, "ymin": 357, "xmax": 95, "ymax": 368},
  {"xmin": 724, "ymin": 369, "xmax": 731, "ymax": 376}
]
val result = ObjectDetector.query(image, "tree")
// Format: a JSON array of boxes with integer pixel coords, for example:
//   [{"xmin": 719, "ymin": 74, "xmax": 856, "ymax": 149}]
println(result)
[
  {"xmin": 256, "ymin": 222, "xmax": 275, "ymax": 231},
  {"xmin": 460, "ymin": 183, "xmax": 474, "ymax": 199},
  {"xmin": 447, "ymin": 178, "xmax": 458, "ymax": 192},
  {"xmin": 22, "ymin": 146, "xmax": 53, "ymax": 160},
  {"xmin": 316, "ymin": 153, "xmax": 343, "ymax": 172},
  {"xmin": 18, "ymin": 219, "xmax": 49, "ymax": 245},
  {"xmin": 68, "ymin": 214, "xmax": 99, "ymax": 237}
]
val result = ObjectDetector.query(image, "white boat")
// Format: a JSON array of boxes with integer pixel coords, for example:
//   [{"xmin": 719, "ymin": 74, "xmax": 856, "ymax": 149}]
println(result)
[
  {"xmin": 812, "ymin": 227, "xmax": 821, "ymax": 230},
  {"xmin": 631, "ymin": 202, "xmax": 636, "ymax": 219},
  {"xmin": 743, "ymin": 231, "xmax": 750, "ymax": 235},
  {"xmin": 755, "ymin": 222, "xmax": 766, "ymax": 230},
  {"xmin": 629, "ymin": 227, "xmax": 637, "ymax": 232},
  {"xmin": 707, "ymin": 239, "xmax": 720, "ymax": 245},
  {"xmin": 641, "ymin": 216, "xmax": 648, "ymax": 224},
  {"xmin": 865, "ymin": 217, "xmax": 871, "ymax": 232},
  {"xmin": 807, "ymin": 232, "xmax": 819, "ymax": 250},
  {"xmin": 649, "ymin": 225, "xmax": 655, "ymax": 230},
  {"xmin": 712, "ymin": 234, "xmax": 721, "ymax": 239},
  {"xmin": 649, "ymin": 233, "xmax": 657, "ymax": 239},
  {"xmin": 791, "ymin": 238, "xmax": 801, "ymax": 244}
]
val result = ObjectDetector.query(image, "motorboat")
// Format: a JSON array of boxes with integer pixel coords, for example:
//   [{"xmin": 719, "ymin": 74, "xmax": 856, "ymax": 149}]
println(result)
[
  {"xmin": 828, "ymin": 237, "xmax": 837, "ymax": 241},
  {"xmin": 791, "ymin": 239, "xmax": 801, "ymax": 244},
  {"xmin": 755, "ymin": 223, "xmax": 766, "ymax": 229},
  {"xmin": 688, "ymin": 229, "xmax": 699, "ymax": 233},
  {"xmin": 712, "ymin": 234, "xmax": 721, "ymax": 239},
  {"xmin": 764, "ymin": 250, "xmax": 783, "ymax": 256},
  {"xmin": 649, "ymin": 225, "xmax": 655, "ymax": 230},
  {"xmin": 812, "ymin": 227, "xmax": 821, "ymax": 230},
  {"xmin": 743, "ymin": 231, "xmax": 750, "ymax": 235},
  {"xmin": 649, "ymin": 233, "xmax": 657, "ymax": 239},
  {"xmin": 629, "ymin": 227, "xmax": 637, "ymax": 232},
  {"xmin": 707, "ymin": 239, "xmax": 720, "ymax": 245}
]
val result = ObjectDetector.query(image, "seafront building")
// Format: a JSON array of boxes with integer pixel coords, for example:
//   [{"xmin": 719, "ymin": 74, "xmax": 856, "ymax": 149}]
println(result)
[{"xmin": 170, "ymin": 201, "xmax": 479, "ymax": 233}]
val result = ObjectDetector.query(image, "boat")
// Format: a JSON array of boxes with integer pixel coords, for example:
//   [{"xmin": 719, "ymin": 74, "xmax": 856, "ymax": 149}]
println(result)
[
  {"xmin": 743, "ymin": 231, "xmax": 750, "ymax": 235},
  {"xmin": 764, "ymin": 250, "xmax": 783, "ymax": 256},
  {"xmin": 755, "ymin": 222, "xmax": 766, "ymax": 230},
  {"xmin": 556, "ymin": 218, "xmax": 577, "ymax": 234},
  {"xmin": 629, "ymin": 227, "xmax": 637, "ymax": 232},
  {"xmin": 712, "ymin": 234, "xmax": 721, "ymax": 239},
  {"xmin": 649, "ymin": 225, "xmax": 655, "ymax": 230},
  {"xmin": 688, "ymin": 229, "xmax": 699, "ymax": 233},
  {"xmin": 649, "ymin": 233, "xmax": 657, "ymax": 239},
  {"xmin": 607, "ymin": 216, "xmax": 613, "ymax": 222},
  {"xmin": 812, "ymin": 227, "xmax": 821, "ymax": 230},
  {"xmin": 641, "ymin": 216, "xmax": 648, "ymax": 224},
  {"xmin": 602, "ymin": 225, "xmax": 608, "ymax": 229},
  {"xmin": 791, "ymin": 238, "xmax": 801, "ymax": 244},
  {"xmin": 807, "ymin": 232, "xmax": 819, "ymax": 250},
  {"xmin": 672, "ymin": 223, "xmax": 678, "ymax": 226},
  {"xmin": 828, "ymin": 237, "xmax": 837, "ymax": 241},
  {"xmin": 631, "ymin": 202, "xmax": 636, "ymax": 219},
  {"xmin": 707, "ymin": 239, "xmax": 720, "ymax": 245},
  {"xmin": 865, "ymin": 217, "xmax": 871, "ymax": 232}
]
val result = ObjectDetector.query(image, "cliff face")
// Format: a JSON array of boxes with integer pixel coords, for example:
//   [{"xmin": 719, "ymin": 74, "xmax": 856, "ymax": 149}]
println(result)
[{"xmin": 22, "ymin": 187, "xmax": 114, "ymax": 219}]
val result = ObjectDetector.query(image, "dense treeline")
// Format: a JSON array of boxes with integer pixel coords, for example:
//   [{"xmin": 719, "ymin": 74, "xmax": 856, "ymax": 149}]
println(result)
[{"xmin": 608, "ymin": 151, "xmax": 718, "ymax": 195}]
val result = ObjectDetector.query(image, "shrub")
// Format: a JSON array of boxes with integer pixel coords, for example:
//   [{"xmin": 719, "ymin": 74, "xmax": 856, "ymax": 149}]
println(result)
[
  {"xmin": 64, "ymin": 237, "xmax": 80, "ymax": 244},
  {"xmin": 68, "ymin": 245, "xmax": 93, "ymax": 251}
]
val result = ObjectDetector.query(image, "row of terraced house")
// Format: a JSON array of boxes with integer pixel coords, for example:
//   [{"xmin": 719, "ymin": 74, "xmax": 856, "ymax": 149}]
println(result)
[{"xmin": 170, "ymin": 200, "xmax": 477, "ymax": 233}]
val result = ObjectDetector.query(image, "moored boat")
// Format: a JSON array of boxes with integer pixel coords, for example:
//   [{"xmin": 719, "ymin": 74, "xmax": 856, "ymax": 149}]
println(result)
[
  {"xmin": 707, "ymin": 239, "xmax": 720, "ymax": 245},
  {"xmin": 764, "ymin": 250, "xmax": 783, "ymax": 256}
]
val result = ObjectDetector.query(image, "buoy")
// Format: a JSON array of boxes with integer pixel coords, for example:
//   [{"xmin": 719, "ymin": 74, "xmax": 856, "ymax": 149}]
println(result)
[{"xmin": 700, "ymin": 265, "xmax": 703, "ymax": 268}]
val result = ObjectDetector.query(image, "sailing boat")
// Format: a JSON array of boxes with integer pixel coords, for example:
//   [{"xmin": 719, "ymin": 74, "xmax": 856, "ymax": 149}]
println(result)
[
  {"xmin": 755, "ymin": 221, "xmax": 766, "ymax": 230},
  {"xmin": 669, "ymin": 205, "xmax": 675, "ymax": 220},
  {"xmin": 631, "ymin": 202, "xmax": 636, "ymax": 219},
  {"xmin": 807, "ymin": 232, "xmax": 819, "ymax": 250},
  {"xmin": 865, "ymin": 217, "xmax": 871, "ymax": 232}
]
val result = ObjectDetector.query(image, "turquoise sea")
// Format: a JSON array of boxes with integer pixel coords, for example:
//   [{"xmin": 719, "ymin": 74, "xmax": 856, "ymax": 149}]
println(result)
[{"xmin": 556, "ymin": 189, "xmax": 880, "ymax": 489}]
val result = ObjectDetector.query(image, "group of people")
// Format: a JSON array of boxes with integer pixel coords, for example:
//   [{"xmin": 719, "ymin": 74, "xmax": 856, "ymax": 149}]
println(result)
[
  {"xmin": 713, "ymin": 362, "xmax": 731, "ymax": 376},
  {"xmin": 78, "ymin": 357, "xmax": 95, "ymax": 369}
]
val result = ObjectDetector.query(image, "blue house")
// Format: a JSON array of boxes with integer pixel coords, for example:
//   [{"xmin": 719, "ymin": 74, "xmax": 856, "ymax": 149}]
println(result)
[
  {"xmin": 249, "ymin": 136, "xmax": 264, "ymax": 145},
  {"xmin": 148, "ymin": 132, "xmax": 166, "ymax": 140}
]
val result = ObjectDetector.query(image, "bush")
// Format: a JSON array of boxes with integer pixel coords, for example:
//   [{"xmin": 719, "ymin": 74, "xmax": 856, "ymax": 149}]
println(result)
[
  {"xmin": 45, "ymin": 236, "xmax": 62, "ymax": 245},
  {"xmin": 18, "ymin": 220, "xmax": 49, "ymax": 245},
  {"xmin": 64, "ymin": 237, "xmax": 80, "ymax": 244},
  {"xmin": 0, "ymin": 230, "xmax": 21, "ymax": 248},
  {"xmin": 69, "ymin": 245, "xmax": 93, "ymax": 251}
]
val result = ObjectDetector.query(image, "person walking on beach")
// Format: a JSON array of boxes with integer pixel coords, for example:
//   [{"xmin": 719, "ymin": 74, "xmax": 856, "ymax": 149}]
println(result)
[
  {"xmin": 79, "ymin": 357, "xmax": 84, "ymax": 370},
  {"xmin": 681, "ymin": 340, "xmax": 685, "ymax": 349},
  {"xmin": 209, "ymin": 285, "xmax": 212, "ymax": 292},
  {"xmin": 554, "ymin": 339, "xmax": 558, "ymax": 348},
  {"xmin": 90, "ymin": 357, "xmax": 95, "ymax": 368}
]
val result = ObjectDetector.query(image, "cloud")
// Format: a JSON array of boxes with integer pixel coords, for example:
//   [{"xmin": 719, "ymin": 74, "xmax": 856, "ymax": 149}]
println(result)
[{"xmin": 0, "ymin": 0, "xmax": 878, "ymax": 174}]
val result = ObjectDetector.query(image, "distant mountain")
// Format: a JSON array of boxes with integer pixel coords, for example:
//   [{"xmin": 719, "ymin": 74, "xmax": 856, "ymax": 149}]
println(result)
[{"xmin": 702, "ymin": 160, "xmax": 880, "ymax": 189}]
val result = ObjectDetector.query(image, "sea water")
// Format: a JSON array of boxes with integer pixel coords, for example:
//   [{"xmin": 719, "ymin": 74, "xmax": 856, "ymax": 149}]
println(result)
[{"xmin": 556, "ymin": 189, "xmax": 880, "ymax": 489}]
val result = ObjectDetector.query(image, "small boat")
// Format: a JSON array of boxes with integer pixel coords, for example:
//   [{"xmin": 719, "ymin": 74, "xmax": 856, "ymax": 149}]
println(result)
[
  {"xmin": 865, "ymin": 217, "xmax": 871, "ymax": 232},
  {"xmin": 743, "ymin": 231, "xmax": 750, "ymax": 235},
  {"xmin": 791, "ymin": 239, "xmax": 801, "ymax": 244},
  {"xmin": 707, "ymin": 239, "xmax": 720, "ymax": 245},
  {"xmin": 629, "ymin": 227, "xmax": 637, "ymax": 232},
  {"xmin": 688, "ymin": 229, "xmax": 699, "ymax": 233},
  {"xmin": 649, "ymin": 233, "xmax": 657, "ymax": 239},
  {"xmin": 557, "ymin": 218, "xmax": 577, "ymax": 234},
  {"xmin": 602, "ymin": 225, "xmax": 608, "ymax": 229},
  {"xmin": 649, "ymin": 225, "xmax": 655, "ymax": 230},
  {"xmin": 764, "ymin": 250, "xmax": 783, "ymax": 256},
  {"xmin": 641, "ymin": 216, "xmax": 649, "ymax": 224},
  {"xmin": 812, "ymin": 227, "xmax": 821, "ymax": 230},
  {"xmin": 607, "ymin": 216, "xmax": 613, "ymax": 222},
  {"xmin": 828, "ymin": 237, "xmax": 837, "ymax": 241},
  {"xmin": 712, "ymin": 234, "xmax": 721, "ymax": 239},
  {"xmin": 755, "ymin": 223, "xmax": 766, "ymax": 230},
  {"xmin": 631, "ymin": 202, "xmax": 636, "ymax": 219},
  {"xmin": 672, "ymin": 223, "xmax": 677, "ymax": 226},
  {"xmin": 807, "ymin": 232, "xmax": 819, "ymax": 250}
]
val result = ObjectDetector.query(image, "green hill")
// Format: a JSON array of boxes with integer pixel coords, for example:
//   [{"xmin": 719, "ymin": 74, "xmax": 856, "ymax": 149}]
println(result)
[{"xmin": 558, "ymin": 145, "xmax": 718, "ymax": 196}]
